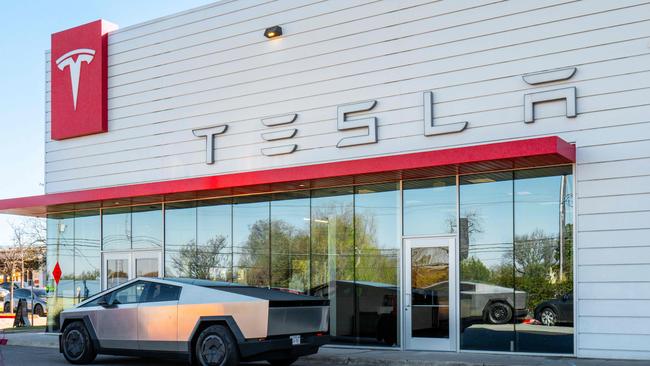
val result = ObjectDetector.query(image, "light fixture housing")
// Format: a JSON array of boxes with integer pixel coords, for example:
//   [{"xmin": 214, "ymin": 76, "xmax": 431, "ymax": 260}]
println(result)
[{"xmin": 264, "ymin": 25, "xmax": 282, "ymax": 39}]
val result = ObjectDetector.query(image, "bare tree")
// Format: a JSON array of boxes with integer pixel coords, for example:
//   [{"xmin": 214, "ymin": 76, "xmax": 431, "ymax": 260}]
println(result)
[
  {"xmin": 9, "ymin": 218, "xmax": 46, "ymax": 287},
  {"xmin": 0, "ymin": 218, "xmax": 46, "ymax": 313},
  {"xmin": 0, "ymin": 245, "xmax": 22, "ymax": 311}
]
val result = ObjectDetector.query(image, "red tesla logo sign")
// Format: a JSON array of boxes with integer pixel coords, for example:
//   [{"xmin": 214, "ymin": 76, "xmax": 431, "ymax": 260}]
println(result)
[
  {"xmin": 50, "ymin": 20, "xmax": 117, "ymax": 140},
  {"xmin": 52, "ymin": 262, "xmax": 62, "ymax": 285}
]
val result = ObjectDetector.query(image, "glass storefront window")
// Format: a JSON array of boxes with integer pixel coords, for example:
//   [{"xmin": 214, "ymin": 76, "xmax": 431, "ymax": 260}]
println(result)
[
  {"xmin": 271, "ymin": 192, "xmax": 310, "ymax": 293},
  {"xmin": 132, "ymin": 205, "xmax": 162, "ymax": 250},
  {"xmin": 73, "ymin": 211, "xmax": 100, "ymax": 303},
  {"xmin": 47, "ymin": 210, "xmax": 100, "ymax": 331},
  {"xmin": 102, "ymin": 207, "xmax": 131, "ymax": 251},
  {"xmin": 103, "ymin": 205, "xmax": 162, "ymax": 251},
  {"xmin": 458, "ymin": 167, "xmax": 574, "ymax": 354},
  {"xmin": 403, "ymin": 177, "xmax": 457, "ymax": 236},
  {"xmin": 46, "ymin": 213, "xmax": 74, "ymax": 331},
  {"xmin": 310, "ymin": 187, "xmax": 355, "ymax": 342},
  {"xmin": 354, "ymin": 183, "xmax": 400, "ymax": 346},
  {"xmin": 459, "ymin": 172, "xmax": 515, "ymax": 352},
  {"xmin": 513, "ymin": 167, "xmax": 574, "ymax": 353},
  {"xmin": 197, "ymin": 199, "xmax": 232, "ymax": 282},
  {"xmin": 44, "ymin": 165, "xmax": 572, "ymax": 352},
  {"xmin": 164, "ymin": 202, "xmax": 197, "ymax": 278},
  {"xmin": 233, "ymin": 196, "xmax": 270, "ymax": 287}
]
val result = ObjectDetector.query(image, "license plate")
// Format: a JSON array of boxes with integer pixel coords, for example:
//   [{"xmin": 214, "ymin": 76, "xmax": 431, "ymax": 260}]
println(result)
[{"xmin": 290, "ymin": 335, "xmax": 301, "ymax": 345}]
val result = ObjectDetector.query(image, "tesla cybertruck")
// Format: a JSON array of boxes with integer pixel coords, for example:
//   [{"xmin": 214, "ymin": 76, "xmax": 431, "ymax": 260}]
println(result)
[{"xmin": 59, "ymin": 278, "xmax": 329, "ymax": 366}]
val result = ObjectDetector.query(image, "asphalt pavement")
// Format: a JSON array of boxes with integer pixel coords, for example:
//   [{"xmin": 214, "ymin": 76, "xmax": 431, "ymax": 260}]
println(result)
[{"xmin": 0, "ymin": 345, "xmax": 327, "ymax": 366}]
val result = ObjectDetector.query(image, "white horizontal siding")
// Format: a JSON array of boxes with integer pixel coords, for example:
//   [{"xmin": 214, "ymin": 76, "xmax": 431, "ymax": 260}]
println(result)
[
  {"xmin": 580, "ymin": 317, "xmax": 650, "ymax": 336},
  {"xmin": 579, "ymin": 264, "xmax": 650, "ymax": 282},
  {"xmin": 579, "ymin": 334, "xmax": 650, "ymax": 355},
  {"xmin": 578, "ymin": 247, "xmax": 650, "ymax": 266},
  {"xmin": 577, "ymin": 229, "xmax": 650, "ymax": 249},
  {"xmin": 580, "ymin": 300, "xmax": 650, "ymax": 318},
  {"xmin": 579, "ymin": 282, "xmax": 650, "ymax": 300},
  {"xmin": 43, "ymin": 1, "xmax": 650, "ymax": 359},
  {"xmin": 578, "ymin": 193, "xmax": 650, "ymax": 215}
]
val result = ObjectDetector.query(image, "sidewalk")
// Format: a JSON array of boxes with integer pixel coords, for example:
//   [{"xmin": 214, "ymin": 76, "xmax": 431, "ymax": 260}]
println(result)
[
  {"xmin": 2, "ymin": 331, "xmax": 58, "ymax": 349},
  {"xmin": 304, "ymin": 346, "xmax": 648, "ymax": 366},
  {"xmin": 2, "ymin": 333, "xmax": 647, "ymax": 366}
]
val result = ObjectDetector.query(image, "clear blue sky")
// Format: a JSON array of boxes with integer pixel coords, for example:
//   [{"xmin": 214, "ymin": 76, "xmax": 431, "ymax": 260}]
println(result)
[{"xmin": 0, "ymin": 0, "xmax": 215, "ymax": 245}]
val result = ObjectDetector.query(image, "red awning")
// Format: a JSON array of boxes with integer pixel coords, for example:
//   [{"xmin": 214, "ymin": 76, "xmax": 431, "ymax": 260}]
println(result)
[{"xmin": 0, "ymin": 136, "xmax": 575, "ymax": 216}]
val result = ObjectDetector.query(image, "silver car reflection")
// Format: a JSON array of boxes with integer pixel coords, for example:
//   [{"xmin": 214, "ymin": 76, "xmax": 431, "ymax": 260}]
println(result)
[
  {"xmin": 59, "ymin": 278, "xmax": 329, "ymax": 366},
  {"xmin": 459, "ymin": 281, "xmax": 528, "ymax": 324},
  {"xmin": 3, "ymin": 288, "xmax": 47, "ymax": 316}
]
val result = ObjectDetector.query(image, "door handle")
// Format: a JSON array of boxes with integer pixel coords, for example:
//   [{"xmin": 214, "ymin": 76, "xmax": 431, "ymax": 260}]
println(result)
[{"xmin": 404, "ymin": 293, "xmax": 411, "ymax": 308}]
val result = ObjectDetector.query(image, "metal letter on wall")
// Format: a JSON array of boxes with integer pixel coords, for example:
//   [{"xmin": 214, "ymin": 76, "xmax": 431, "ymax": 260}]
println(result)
[
  {"xmin": 336, "ymin": 100, "xmax": 377, "ymax": 147},
  {"xmin": 522, "ymin": 66, "xmax": 578, "ymax": 123},
  {"xmin": 260, "ymin": 113, "xmax": 298, "ymax": 156},
  {"xmin": 523, "ymin": 87, "xmax": 577, "ymax": 123},
  {"xmin": 522, "ymin": 66, "xmax": 576, "ymax": 85},
  {"xmin": 423, "ymin": 91, "xmax": 467, "ymax": 136},
  {"xmin": 192, "ymin": 125, "xmax": 228, "ymax": 164}
]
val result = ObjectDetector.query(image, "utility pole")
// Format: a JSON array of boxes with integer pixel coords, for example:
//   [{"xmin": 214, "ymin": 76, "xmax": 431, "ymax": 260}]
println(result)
[{"xmin": 559, "ymin": 175, "xmax": 567, "ymax": 282}]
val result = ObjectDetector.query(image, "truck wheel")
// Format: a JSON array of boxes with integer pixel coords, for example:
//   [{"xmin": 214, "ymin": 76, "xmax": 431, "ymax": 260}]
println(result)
[
  {"xmin": 486, "ymin": 302, "xmax": 512, "ymax": 324},
  {"xmin": 61, "ymin": 321, "xmax": 97, "ymax": 364},
  {"xmin": 195, "ymin": 324, "xmax": 239, "ymax": 366},
  {"xmin": 269, "ymin": 357, "xmax": 299, "ymax": 366}
]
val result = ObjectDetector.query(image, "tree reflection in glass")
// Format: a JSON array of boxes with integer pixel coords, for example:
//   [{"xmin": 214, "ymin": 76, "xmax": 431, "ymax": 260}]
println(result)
[
  {"xmin": 514, "ymin": 167, "xmax": 573, "ymax": 353},
  {"xmin": 169, "ymin": 237, "xmax": 227, "ymax": 279}
]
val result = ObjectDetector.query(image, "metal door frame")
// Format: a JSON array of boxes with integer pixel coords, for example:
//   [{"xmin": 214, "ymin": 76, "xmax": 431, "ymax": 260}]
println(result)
[
  {"xmin": 403, "ymin": 235, "xmax": 457, "ymax": 351},
  {"xmin": 102, "ymin": 250, "xmax": 162, "ymax": 290},
  {"xmin": 132, "ymin": 250, "xmax": 163, "ymax": 278}
]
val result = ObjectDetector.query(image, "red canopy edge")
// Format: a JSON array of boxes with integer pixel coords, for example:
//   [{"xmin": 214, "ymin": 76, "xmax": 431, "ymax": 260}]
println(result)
[{"xmin": 0, "ymin": 136, "xmax": 575, "ymax": 216}]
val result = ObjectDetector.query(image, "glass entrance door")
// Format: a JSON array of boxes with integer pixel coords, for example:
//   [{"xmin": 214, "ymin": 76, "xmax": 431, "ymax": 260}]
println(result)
[
  {"xmin": 102, "ymin": 251, "xmax": 162, "ymax": 290},
  {"xmin": 404, "ymin": 236, "xmax": 456, "ymax": 351}
]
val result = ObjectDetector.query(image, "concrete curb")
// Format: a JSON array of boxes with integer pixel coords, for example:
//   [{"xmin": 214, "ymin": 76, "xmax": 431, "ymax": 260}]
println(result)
[
  {"xmin": 3, "ymin": 332, "xmax": 59, "ymax": 349},
  {"xmin": 304, "ymin": 354, "xmax": 536, "ymax": 366},
  {"xmin": 304, "ymin": 355, "xmax": 485, "ymax": 366}
]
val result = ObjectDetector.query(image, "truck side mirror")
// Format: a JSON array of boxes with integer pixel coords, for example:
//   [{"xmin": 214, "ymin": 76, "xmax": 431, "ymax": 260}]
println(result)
[{"xmin": 97, "ymin": 295, "xmax": 113, "ymax": 308}]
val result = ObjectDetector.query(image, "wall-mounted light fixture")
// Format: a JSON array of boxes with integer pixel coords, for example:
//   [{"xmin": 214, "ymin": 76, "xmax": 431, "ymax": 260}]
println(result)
[{"xmin": 264, "ymin": 25, "xmax": 282, "ymax": 39}]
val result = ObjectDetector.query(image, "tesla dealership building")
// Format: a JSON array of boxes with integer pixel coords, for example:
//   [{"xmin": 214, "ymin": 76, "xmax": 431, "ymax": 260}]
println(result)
[{"xmin": 1, "ymin": 0, "xmax": 649, "ymax": 360}]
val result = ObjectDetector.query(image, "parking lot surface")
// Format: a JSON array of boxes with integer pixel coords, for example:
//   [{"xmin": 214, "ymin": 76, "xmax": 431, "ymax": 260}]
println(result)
[{"xmin": 0, "ymin": 345, "xmax": 326, "ymax": 366}]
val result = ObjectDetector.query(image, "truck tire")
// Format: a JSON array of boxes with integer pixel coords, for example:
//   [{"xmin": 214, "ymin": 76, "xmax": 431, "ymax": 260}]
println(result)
[
  {"xmin": 195, "ymin": 324, "xmax": 240, "ymax": 366},
  {"xmin": 486, "ymin": 302, "xmax": 513, "ymax": 324},
  {"xmin": 61, "ymin": 321, "xmax": 97, "ymax": 364}
]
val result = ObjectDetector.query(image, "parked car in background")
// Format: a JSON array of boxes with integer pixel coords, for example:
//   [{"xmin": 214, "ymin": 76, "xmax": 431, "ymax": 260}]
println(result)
[
  {"xmin": 3, "ymin": 288, "xmax": 47, "ymax": 316},
  {"xmin": 0, "ymin": 282, "xmax": 19, "ymax": 291},
  {"xmin": 534, "ymin": 293, "xmax": 573, "ymax": 326},
  {"xmin": 59, "ymin": 277, "xmax": 330, "ymax": 365},
  {"xmin": 25, "ymin": 287, "xmax": 47, "ymax": 300}
]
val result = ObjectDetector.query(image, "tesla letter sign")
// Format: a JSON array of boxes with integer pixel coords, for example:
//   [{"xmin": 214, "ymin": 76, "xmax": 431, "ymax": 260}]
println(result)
[{"xmin": 51, "ymin": 20, "xmax": 117, "ymax": 140}]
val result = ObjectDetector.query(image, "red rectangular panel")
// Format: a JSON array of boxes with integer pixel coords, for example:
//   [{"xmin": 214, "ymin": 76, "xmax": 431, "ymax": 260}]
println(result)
[{"xmin": 51, "ymin": 20, "xmax": 117, "ymax": 140}]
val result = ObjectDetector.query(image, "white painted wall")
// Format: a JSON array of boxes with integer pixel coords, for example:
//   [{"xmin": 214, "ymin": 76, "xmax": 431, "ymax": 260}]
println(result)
[{"xmin": 44, "ymin": 0, "xmax": 650, "ymax": 359}]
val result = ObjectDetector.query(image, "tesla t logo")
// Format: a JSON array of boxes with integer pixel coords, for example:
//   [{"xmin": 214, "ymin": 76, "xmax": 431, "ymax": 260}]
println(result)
[
  {"xmin": 50, "ymin": 19, "xmax": 117, "ymax": 140},
  {"xmin": 55, "ymin": 48, "xmax": 95, "ymax": 110}
]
